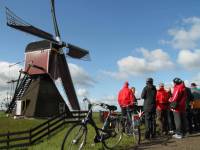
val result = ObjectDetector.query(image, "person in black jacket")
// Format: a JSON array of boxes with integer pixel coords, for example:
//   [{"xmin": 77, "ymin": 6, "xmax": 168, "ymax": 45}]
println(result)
[
  {"xmin": 185, "ymin": 86, "xmax": 194, "ymax": 134},
  {"xmin": 141, "ymin": 78, "xmax": 157, "ymax": 139}
]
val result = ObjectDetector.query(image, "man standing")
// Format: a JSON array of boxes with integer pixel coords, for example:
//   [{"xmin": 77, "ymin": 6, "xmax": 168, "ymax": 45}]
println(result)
[
  {"xmin": 156, "ymin": 83, "xmax": 169, "ymax": 135},
  {"xmin": 141, "ymin": 78, "xmax": 157, "ymax": 139},
  {"xmin": 190, "ymin": 83, "xmax": 200, "ymax": 131},
  {"xmin": 118, "ymin": 81, "xmax": 134, "ymax": 116},
  {"xmin": 169, "ymin": 78, "xmax": 187, "ymax": 139},
  {"xmin": 185, "ymin": 86, "xmax": 193, "ymax": 134}
]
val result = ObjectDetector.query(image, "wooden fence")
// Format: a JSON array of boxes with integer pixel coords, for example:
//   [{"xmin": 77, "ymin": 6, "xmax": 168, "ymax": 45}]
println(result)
[{"xmin": 0, "ymin": 110, "xmax": 87, "ymax": 149}]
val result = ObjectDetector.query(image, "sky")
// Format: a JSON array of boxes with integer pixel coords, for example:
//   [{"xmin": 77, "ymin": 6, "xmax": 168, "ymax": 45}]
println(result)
[{"xmin": 0, "ymin": 0, "xmax": 200, "ymax": 110}]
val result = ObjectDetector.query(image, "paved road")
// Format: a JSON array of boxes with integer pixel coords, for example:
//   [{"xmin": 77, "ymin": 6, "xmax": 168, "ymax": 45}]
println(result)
[{"xmin": 130, "ymin": 133, "xmax": 200, "ymax": 150}]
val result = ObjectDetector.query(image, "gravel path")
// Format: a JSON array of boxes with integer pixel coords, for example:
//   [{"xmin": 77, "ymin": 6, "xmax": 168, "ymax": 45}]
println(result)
[{"xmin": 130, "ymin": 132, "xmax": 200, "ymax": 150}]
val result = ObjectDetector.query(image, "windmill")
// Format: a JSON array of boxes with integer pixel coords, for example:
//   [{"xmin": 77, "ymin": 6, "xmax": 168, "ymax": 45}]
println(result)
[{"xmin": 5, "ymin": 0, "xmax": 90, "ymax": 117}]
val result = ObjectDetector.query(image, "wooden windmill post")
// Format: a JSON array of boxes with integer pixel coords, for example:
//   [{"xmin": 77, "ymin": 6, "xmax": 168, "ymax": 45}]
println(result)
[{"xmin": 5, "ymin": 0, "xmax": 90, "ymax": 118}]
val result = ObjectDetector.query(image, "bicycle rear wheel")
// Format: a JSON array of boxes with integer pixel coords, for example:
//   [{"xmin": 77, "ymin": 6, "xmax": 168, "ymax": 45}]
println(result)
[
  {"xmin": 133, "ymin": 126, "xmax": 141, "ymax": 145},
  {"xmin": 102, "ymin": 118, "xmax": 123, "ymax": 149},
  {"xmin": 124, "ymin": 119, "xmax": 141, "ymax": 145},
  {"xmin": 61, "ymin": 123, "xmax": 87, "ymax": 150}
]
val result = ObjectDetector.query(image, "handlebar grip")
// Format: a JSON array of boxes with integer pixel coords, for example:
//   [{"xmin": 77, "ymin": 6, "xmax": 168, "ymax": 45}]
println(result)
[{"xmin": 100, "ymin": 103, "xmax": 109, "ymax": 109}]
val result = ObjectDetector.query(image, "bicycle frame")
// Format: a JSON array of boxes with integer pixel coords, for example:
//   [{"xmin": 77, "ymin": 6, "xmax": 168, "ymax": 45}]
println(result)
[
  {"xmin": 61, "ymin": 98, "xmax": 121, "ymax": 150},
  {"xmin": 122, "ymin": 104, "xmax": 144, "ymax": 131},
  {"xmin": 82, "ymin": 102, "xmax": 115, "ymax": 143},
  {"xmin": 119, "ymin": 104, "xmax": 143, "ymax": 145}
]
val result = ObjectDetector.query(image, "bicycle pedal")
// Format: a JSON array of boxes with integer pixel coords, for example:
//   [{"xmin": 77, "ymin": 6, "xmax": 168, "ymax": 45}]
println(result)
[{"xmin": 94, "ymin": 135, "xmax": 101, "ymax": 143}]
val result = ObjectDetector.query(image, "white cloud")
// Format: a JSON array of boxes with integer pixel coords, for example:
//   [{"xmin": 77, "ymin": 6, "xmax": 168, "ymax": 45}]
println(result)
[
  {"xmin": 0, "ymin": 61, "xmax": 22, "ymax": 100},
  {"xmin": 97, "ymin": 95, "xmax": 117, "ymax": 106},
  {"xmin": 78, "ymin": 95, "xmax": 118, "ymax": 111},
  {"xmin": 86, "ymin": 95, "xmax": 119, "ymax": 111},
  {"xmin": 177, "ymin": 49, "xmax": 200, "ymax": 69},
  {"xmin": 77, "ymin": 88, "xmax": 89, "ymax": 97},
  {"xmin": 104, "ymin": 48, "xmax": 174, "ymax": 79},
  {"xmin": 183, "ymin": 17, "xmax": 200, "ymax": 24},
  {"xmin": 69, "ymin": 63, "xmax": 96, "ymax": 87},
  {"xmin": 163, "ymin": 17, "xmax": 200, "ymax": 49},
  {"xmin": 191, "ymin": 73, "xmax": 200, "ymax": 86}
]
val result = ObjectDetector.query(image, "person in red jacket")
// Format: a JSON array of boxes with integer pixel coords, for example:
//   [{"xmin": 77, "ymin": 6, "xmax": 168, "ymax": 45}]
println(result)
[
  {"xmin": 118, "ymin": 81, "xmax": 134, "ymax": 116},
  {"xmin": 156, "ymin": 83, "xmax": 169, "ymax": 135},
  {"xmin": 169, "ymin": 78, "xmax": 187, "ymax": 139},
  {"xmin": 166, "ymin": 88, "xmax": 176, "ymax": 134}
]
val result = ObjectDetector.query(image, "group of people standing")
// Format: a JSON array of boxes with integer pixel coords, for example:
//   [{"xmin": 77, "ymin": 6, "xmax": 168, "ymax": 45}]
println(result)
[{"xmin": 118, "ymin": 77, "xmax": 200, "ymax": 140}]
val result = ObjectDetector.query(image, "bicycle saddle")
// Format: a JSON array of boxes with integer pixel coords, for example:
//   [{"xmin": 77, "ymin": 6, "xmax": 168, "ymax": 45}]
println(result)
[
  {"xmin": 100, "ymin": 103, "xmax": 117, "ymax": 111},
  {"xmin": 108, "ymin": 105, "xmax": 117, "ymax": 111}
]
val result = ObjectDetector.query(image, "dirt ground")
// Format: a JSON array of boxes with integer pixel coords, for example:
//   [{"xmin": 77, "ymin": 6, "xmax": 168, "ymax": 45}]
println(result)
[{"xmin": 131, "ymin": 132, "xmax": 200, "ymax": 150}]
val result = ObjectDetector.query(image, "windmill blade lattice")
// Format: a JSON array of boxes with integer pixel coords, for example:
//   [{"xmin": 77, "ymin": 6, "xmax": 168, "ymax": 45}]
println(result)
[
  {"xmin": 6, "ymin": 7, "xmax": 58, "ymax": 44},
  {"xmin": 50, "ymin": 0, "xmax": 61, "ymax": 39}
]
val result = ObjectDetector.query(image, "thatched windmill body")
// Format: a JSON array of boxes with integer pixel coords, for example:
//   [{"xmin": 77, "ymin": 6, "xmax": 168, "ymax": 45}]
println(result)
[{"xmin": 6, "ymin": 0, "xmax": 89, "ymax": 118}]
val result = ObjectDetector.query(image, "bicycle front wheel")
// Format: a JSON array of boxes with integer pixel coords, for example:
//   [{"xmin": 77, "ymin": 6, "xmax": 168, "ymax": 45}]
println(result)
[
  {"xmin": 102, "ymin": 118, "xmax": 123, "ymax": 149},
  {"xmin": 61, "ymin": 123, "xmax": 87, "ymax": 150}
]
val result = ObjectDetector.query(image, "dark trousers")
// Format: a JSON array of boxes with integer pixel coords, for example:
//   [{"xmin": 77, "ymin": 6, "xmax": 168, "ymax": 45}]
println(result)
[
  {"xmin": 145, "ymin": 111, "xmax": 156, "ymax": 138},
  {"xmin": 173, "ymin": 111, "xmax": 186, "ymax": 135},
  {"xmin": 167, "ymin": 110, "xmax": 176, "ymax": 131},
  {"xmin": 157, "ymin": 109, "xmax": 168, "ymax": 134},
  {"xmin": 186, "ymin": 109, "xmax": 193, "ymax": 133},
  {"xmin": 192, "ymin": 109, "xmax": 200, "ymax": 131}
]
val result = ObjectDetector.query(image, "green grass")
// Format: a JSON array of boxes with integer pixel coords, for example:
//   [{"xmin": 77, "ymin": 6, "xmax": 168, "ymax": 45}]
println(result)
[
  {"xmin": 29, "ymin": 113, "xmax": 140, "ymax": 150},
  {"xmin": 0, "ymin": 111, "xmax": 140, "ymax": 150},
  {"xmin": 0, "ymin": 111, "xmax": 45, "ymax": 133}
]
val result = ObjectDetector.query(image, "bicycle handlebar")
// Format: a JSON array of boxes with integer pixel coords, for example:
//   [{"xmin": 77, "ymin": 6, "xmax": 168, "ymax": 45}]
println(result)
[
  {"xmin": 120, "ymin": 102, "xmax": 138, "ymax": 108},
  {"xmin": 83, "ymin": 98, "xmax": 117, "ymax": 111},
  {"xmin": 83, "ymin": 97, "xmax": 101, "ymax": 106}
]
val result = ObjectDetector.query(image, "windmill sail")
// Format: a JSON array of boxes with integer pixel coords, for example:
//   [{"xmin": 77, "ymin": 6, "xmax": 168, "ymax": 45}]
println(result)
[
  {"xmin": 50, "ymin": 0, "xmax": 60, "ymax": 39},
  {"xmin": 57, "ymin": 54, "xmax": 80, "ymax": 110},
  {"xmin": 6, "ymin": 7, "xmax": 59, "ymax": 44},
  {"xmin": 67, "ymin": 43, "xmax": 90, "ymax": 60}
]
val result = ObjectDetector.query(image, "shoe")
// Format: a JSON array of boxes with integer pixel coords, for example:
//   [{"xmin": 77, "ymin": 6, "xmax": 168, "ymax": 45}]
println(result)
[
  {"xmin": 169, "ymin": 130, "xmax": 174, "ymax": 135},
  {"xmin": 172, "ymin": 134, "xmax": 183, "ymax": 139}
]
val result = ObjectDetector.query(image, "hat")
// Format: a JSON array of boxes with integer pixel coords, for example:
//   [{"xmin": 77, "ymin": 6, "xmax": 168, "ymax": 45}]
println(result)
[
  {"xmin": 173, "ymin": 77, "xmax": 182, "ymax": 84},
  {"xmin": 191, "ymin": 83, "xmax": 197, "ymax": 87},
  {"xmin": 146, "ymin": 78, "xmax": 153, "ymax": 84}
]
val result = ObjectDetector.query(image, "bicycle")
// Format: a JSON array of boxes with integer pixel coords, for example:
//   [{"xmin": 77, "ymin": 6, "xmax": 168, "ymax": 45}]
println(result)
[
  {"xmin": 120, "ymin": 102, "xmax": 144, "ymax": 145},
  {"xmin": 61, "ymin": 98, "xmax": 122, "ymax": 150}
]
